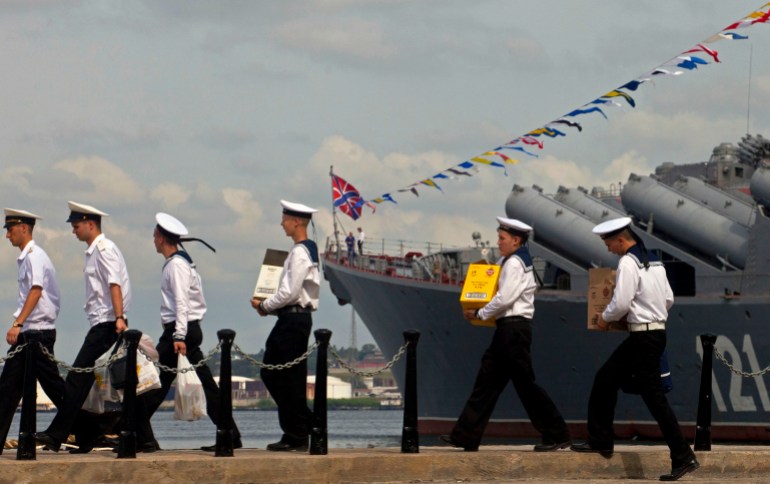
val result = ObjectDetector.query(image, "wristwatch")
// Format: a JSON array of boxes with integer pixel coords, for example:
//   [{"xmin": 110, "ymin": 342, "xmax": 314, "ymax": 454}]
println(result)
[
  {"xmin": 11, "ymin": 320, "xmax": 23, "ymax": 328},
  {"xmin": 115, "ymin": 315, "xmax": 128, "ymax": 324}
]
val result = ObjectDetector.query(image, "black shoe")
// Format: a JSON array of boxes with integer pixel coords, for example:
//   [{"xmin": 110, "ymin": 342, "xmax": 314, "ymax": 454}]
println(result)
[
  {"xmin": 266, "ymin": 440, "xmax": 308, "ymax": 452},
  {"xmin": 570, "ymin": 442, "xmax": 613, "ymax": 458},
  {"xmin": 533, "ymin": 440, "xmax": 572, "ymax": 452},
  {"xmin": 438, "ymin": 434, "xmax": 478, "ymax": 452},
  {"xmin": 68, "ymin": 446, "xmax": 93, "ymax": 454},
  {"xmin": 34, "ymin": 432, "xmax": 61, "ymax": 453},
  {"xmin": 659, "ymin": 458, "xmax": 700, "ymax": 481},
  {"xmin": 111, "ymin": 441, "xmax": 162, "ymax": 454},
  {"xmin": 200, "ymin": 438, "xmax": 243, "ymax": 452}
]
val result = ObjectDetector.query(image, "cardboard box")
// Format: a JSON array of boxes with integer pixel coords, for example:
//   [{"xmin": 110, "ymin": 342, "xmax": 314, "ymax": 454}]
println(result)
[
  {"xmin": 587, "ymin": 267, "xmax": 627, "ymax": 332},
  {"xmin": 253, "ymin": 249, "xmax": 289, "ymax": 300},
  {"xmin": 460, "ymin": 264, "xmax": 500, "ymax": 327}
]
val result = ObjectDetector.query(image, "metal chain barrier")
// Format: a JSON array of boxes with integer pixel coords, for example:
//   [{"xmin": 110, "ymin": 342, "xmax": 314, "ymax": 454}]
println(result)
[
  {"xmin": 329, "ymin": 341, "xmax": 409, "ymax": 377},
  {"xmin": 137, "ymin": 341, "xmax": 222, "ymax": 374},
  {"xmin": 232, "ymin": 342, "xmax": 319, "ymax": 370},
  {"xmin": 37, "ymin": 341, "xmax": 126, "ymax": 373},
  {"xmin": 0, "ymin": 343, "xmax": 27, "ymax": 364},
  {"xmin": 714, "ymin": 346, "xmax": 770, "ymax": 378}
]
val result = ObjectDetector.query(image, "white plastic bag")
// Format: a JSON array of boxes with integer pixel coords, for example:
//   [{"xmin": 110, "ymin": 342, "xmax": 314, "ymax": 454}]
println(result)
[
  {"xmin": 82, "ymin": 381, "xmax": 104, "ymax": 414},
  {"xmin": 173, "ymin": 354, "xmax": 207, "ymax": 421},
  {"xmin": 136, "ymin": 334, "xmax": 161, "ymax": 395},
  {"xmin": 83, "ymin": 343, "xmax": 123, "ymax": 413}
]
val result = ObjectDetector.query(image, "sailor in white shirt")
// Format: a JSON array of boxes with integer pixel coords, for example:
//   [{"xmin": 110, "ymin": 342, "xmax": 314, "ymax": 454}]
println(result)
[
  {"xmin": 37, "ymin": 202, "xmax": 131, "ymax": 453},
  {"xmin": 356, "ymin": 227, "xmax": 365, "ymax": 255},
  {"xmin": 571, "ymin": 217, "xmax": 699, "ymax": 482},
  {"xmin": 442, "ymin": 217, "xmax": 570, "ymax": 453},
  {"xmin": 253, "ymin": 200, "xmax": 319, "ymax": 452},
  {"xmin": 142, "ymin": 212, "xmax": 241, "ymax": 452},
  {"xmin": 0, "ymin": 209, "xmax": 65, "ymax": 454}
]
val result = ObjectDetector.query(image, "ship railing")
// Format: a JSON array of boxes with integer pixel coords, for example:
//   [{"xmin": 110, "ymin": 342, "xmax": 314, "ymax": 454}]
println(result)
[{"xmin": 323, "ymin": 236, "xmax": 466, "ymax": 285}]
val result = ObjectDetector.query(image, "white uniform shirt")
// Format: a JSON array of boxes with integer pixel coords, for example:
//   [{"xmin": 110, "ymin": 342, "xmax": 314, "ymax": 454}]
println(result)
[
  {"xmin": 358, "ymin": 230, "xmax": 365, "ymax": 244},
  {"xmin": 160, "ymin": 254, "xmax": 207, "ymax": 340},
  {"xmin": 15, "ymin": 240, "xmax": 61, "ymax": 331},
  {"xmin": 602, "ymin": 250, "xmax": 673, "ymax": 325},
  {"xmin": 83, "ymin": 233, "xmax": 132, "ymax": 326},
  {"xmin": 477, "ymin": 254, "xmax": 536, "ymax": 321},
  {"xmin": 262, "ymin": 242, "xmax": 320, "ymax": 313}
]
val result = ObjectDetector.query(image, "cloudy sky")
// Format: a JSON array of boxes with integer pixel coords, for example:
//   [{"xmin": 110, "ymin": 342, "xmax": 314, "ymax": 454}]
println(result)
[{"xmin": 1, "ymin": 1, "xmax": 769, "ymax": 363}]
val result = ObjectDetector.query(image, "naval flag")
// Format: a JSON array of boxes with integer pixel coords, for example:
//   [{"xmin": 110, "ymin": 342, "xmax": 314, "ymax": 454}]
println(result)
[{"xmin": 332, "ymin": 174, "xmax": 373, "ymax": 220}]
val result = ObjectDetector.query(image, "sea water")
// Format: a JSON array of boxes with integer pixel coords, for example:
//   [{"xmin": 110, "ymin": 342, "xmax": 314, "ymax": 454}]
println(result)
[{"xmin": 11, "ymin": 409, "xmax": 404, "ymax": 450}]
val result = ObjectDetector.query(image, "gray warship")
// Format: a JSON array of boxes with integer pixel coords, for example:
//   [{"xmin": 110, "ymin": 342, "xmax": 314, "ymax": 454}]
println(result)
[{"xmin": 323, "ymin": 134, "xmax": 770, "ymax": 442}]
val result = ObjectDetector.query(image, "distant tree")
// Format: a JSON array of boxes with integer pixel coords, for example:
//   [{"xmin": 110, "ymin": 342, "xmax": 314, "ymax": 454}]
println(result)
[{"xmin": 358, "ymin": 343, "xmax": 377, "ymax": 360}]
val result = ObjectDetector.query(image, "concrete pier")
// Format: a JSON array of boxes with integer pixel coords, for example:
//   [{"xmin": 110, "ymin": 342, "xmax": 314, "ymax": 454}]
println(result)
[{"xmin": 1, "ymin": 444, "xmax": 768, "ymax": 482}]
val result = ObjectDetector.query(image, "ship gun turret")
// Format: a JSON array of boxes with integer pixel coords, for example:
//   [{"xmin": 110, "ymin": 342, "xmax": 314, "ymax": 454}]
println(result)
[{"xmin": 621, "ymin": 174, "xmax": 749, "ymax": 269}]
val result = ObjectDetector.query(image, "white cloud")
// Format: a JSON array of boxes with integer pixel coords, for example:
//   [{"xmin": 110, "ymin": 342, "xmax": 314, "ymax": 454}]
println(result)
[
  {"xmin": 0, "ymin": 165, "xmax": 33, "ymax": 190},
  {"xmin": 53, "ymin": 156, "xmax": 144, "ymax": 203},
  {"xmin": 222, "ymin": 187, "xmax": 264, "ymax": 236},
  {"xmin": 150, "ymin": 182, "xmax": 191, "ymax": 209}
]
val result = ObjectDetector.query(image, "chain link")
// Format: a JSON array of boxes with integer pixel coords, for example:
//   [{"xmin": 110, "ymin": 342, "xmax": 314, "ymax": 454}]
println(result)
[
  {"xmin": 330, "ymin": 341, "xmax": 409, "ymax": 377},
  {"xmin": 714, "ymin": 347, "xmax": 770, "ymax": 378},
  {"xmin": 232, "ymin": 342, "xmax": 318, "ymax": 370},
  {"xmin": 0, "ymin": 343, "xmax": 28, "ymax": 364},
  {"xmin": 138, "ymin": 341, "xmax": 222, "ymax": 374},
  {"xmin": 37, "ymin": 341, "xmax": 127, "ymax": 373}
]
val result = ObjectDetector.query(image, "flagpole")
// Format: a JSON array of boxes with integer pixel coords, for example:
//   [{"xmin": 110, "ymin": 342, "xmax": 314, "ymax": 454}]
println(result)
[{"xmin": 330, "ymin": 165, "xmax": 341, "ymax": 263}]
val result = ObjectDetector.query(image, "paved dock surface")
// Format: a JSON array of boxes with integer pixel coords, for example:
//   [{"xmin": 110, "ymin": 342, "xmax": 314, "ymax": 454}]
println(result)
[{"xmin": 1, "ymin": 444, "xmax": 768, "ymax": 483}]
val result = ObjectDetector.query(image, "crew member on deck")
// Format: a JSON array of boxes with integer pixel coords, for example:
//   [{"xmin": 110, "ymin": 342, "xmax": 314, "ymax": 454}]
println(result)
[
  {"xmin": 571, "ymin": 217, "xmax": 699, "ymax": 482},
  {"xmin": 36, "ymin": 201, "xmax": 131, "ymax": 453},
  {"xmin": 142, "ymin": 212, "xmax": 242, "ymax": 452},
  {"xmin": 252, "ymin": 200, "xmax": 320, "ymax": 452},
  {"xmin": 441, "ymin": 217, "xmax": 571, "ymax": 452},
  {"xmin": 0, "ymin": 209, "xmax": 65, "ymax": 453}
]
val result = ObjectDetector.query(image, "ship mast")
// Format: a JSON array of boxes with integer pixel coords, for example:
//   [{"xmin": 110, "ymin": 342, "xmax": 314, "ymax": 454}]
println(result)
[
  {"xmin": 330, "ymin": 165, "xmax": 341, "ymax": 262},
  {"xmin": 746, "ymin": 43, "xmax": 753, "ymax": 135}
]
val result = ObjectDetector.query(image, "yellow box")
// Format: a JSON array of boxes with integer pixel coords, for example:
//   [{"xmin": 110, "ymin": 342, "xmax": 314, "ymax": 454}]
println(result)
[
  {"xmin": 587, "ymin": 267, "xmax": 627, "ymax": 332},
  {"xmin": 460, "ymin": 264, "xmax": 500, "ymax": 327}
]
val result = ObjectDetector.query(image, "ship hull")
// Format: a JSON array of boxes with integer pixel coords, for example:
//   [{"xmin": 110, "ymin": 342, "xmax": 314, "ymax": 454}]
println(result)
[{"xmin": 325, "ymin": 259, "xmax": 770, "ymax": 442}]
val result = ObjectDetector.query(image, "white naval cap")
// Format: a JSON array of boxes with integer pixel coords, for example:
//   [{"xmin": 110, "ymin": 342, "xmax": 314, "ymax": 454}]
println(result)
[
  {"xmin": 281, "ymin": 199, "xmax": 318, "ymax": 219},
  {"xmin": 66, "ymin": 201, "xmax": 109, "ymax": 223},
  {"xmin": 155, "ymin": 212, "xmax": 189, "ymax": 237},
  {"xmin": 155, "ymin": 212, "xmax": 216, "ymax": 252},
  {"xmin": 592, "ymin": 216, "xmax": 632, "ymax": 239},
  {"xmin": 496, "ymin": 216, "xmax": 532, "ymax": 235},
  {"xmin": 4, "ymin": 208, "xmax": 42, "ymax": 229}
]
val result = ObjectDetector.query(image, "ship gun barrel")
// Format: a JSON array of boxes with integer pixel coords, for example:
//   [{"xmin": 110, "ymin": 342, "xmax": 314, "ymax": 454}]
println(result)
[
  {"xmin": 750, "ymin": 161, "xmax": 770, "ymax": 210},
  {"xmin": 669, "ymin": 175, "xmax": 755, "ymax": 226},
  {"xmin": 553, "ymin": 186, "xmax": 626, "ymax": 223},
  {"xmin": 505, "ymin": 184, "xmax": 618, "ymax": 268},
  {"xmin": 621, "ymin": 174, "xmax": 749, "ymax": 269}
]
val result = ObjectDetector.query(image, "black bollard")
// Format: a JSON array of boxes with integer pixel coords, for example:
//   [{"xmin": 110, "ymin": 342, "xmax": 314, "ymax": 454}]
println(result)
[
  {"xmin": 310, "ymin": 329, "xmax": 331, "ymax": 455},
  {"xmin": 117, "ymin": 329, "xmax": 142, "ymax": 459},
  {"xmin": 215, "ymin": 329, "xmax": 236, "ymax": 457},
  {"xmin": 694, "ymin": 333, "xmax": 717, "ymax": 451},
  {"xmin": 401, "ymin": 330, "xmax": 420, "ymax": 453},
  {"xmin": 17, "ymin": 333, "xmax": 38, "ymax": 460}
]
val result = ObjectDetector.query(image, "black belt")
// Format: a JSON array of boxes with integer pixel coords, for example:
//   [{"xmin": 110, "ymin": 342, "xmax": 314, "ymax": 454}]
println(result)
[
  {"xmin": 163, "ymin": 319, "xmax": 201, "ymax": 330},
  {"xmin": 277, "ymin": 305, "xmax": 312, "ymax": 316},
  {"xmin": 495, "ymin": 316, "xmax": 532, "ymax": 326}
]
